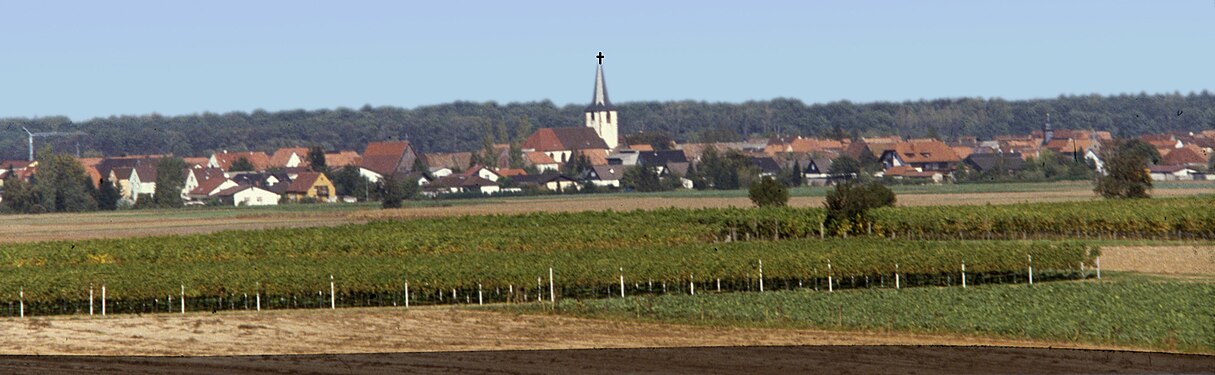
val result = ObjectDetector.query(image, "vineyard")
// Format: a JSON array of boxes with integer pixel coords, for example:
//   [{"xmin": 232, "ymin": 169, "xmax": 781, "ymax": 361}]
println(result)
[
  {"xmin": 525, "ymin": 278, "xmax": 1215, "ymax": 353},
  {"xmin": 3, "ymin": 197, "xmax": 1211, "ymax": 316}
]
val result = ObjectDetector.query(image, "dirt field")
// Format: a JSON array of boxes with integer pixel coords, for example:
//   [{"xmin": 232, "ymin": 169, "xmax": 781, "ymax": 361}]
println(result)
[
  {"xmin": 1101, "ymin": 246, "xmax": 1215, "ymax": 276},
  {"xmin": 2, "ymin": 185, "xmax": 1211, "ymax": 244},
  {"xmin": 1, "ymin": 346, "xmax": 1210, "ymax": 375}
]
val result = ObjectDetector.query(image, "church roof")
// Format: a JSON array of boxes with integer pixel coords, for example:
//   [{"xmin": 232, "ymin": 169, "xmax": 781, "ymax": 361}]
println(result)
[{"xmin": 586, "ymin": 62, "xmax": 615, "ymax": 112}]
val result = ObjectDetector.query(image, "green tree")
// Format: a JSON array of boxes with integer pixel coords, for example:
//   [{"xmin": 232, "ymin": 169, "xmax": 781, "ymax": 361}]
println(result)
[
  {"xmin": 96, "ymin": 178, "xmax": 122, "ymax": 210},
  {"xmin": 229, "ymin": 157, "xmax": 255, "ymax": 172},
  {"xmin": 31, "ymin": 150, "xmax": 98, "ymax": 212},
  {"xmin": 307, "ymin": 146, "xmax": 327, "ymax": 173},
  {"xmin": 1, "ymin": 175, "xmax": 38, "ymax": 213},
  {"xmin": 152, "ymin": 157, "xmax": 188, "ymax": 208},
  {"xmin": 1095, "ymin": 138, "xmax": 1152, "ymax": 199},
  {"xmin": 828, "ymin": 155, "xmax": 862, "ymax": 179},
  {"xmin": 824, "ymin": 181, "xmax": 896, "ymax": 236},
  {"xmin": 748, "ymin": 176, "xmax": 789, "ymax": 207},
  {"xmin": 380, "ymin": 174, "xmax": 418, "ymax": 209},
  {"xmin": 621, "ymin": 165, "xmax": 665, "ymax": 192}
]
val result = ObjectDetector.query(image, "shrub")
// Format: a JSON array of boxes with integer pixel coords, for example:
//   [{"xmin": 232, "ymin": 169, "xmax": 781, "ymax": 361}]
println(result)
[
  {"xmin": 824, "ymin": 181, "xmax": 895, "ymax": 235},
  {"xmin": 748, "ymin": 176, "xmax": 789, "ymax": 207}
]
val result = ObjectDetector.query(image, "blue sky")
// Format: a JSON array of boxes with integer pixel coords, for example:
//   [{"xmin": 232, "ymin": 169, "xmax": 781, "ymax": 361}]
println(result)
[{"xmin": 0, "ymin": 1, "xmax": 1212, "ymax": 120}]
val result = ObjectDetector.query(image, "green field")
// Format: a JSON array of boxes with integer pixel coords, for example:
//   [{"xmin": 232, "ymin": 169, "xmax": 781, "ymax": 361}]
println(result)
[{"xmin": 505, "ymin": 274, "xmax": 1215, "ymax": 353}]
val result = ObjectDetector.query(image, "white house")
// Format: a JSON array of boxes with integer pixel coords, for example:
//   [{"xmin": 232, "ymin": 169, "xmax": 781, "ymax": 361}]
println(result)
[{"xmin": 215, "ymin": 185, "xmax": 281, "ymax": 206}]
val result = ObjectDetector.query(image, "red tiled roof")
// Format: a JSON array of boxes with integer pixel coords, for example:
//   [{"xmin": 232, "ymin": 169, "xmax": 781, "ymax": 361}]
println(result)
[
  {"xmin": 325, "ymin": 151, "xmax": 362, "ymax": 168},
  {"xmin": 422, "ymin": 152, "xmax": 473, "ymax": 171},
  {"xmin": 360, "ymin": 141, "xmax": 412, "ymax": 176},
  {"xmin": 522, "ymin": 127, "xmax": 609, "ymax": 152},
  {"xmin": 190, "ymin": 175, "xmax": 233, "ymax": 196},
  {"xmin": 892, "ymin": 140, "xmax": 960, "ymax": 164},
  {"xmin": 1159, "ymin": 145, "xmax": 1208, "ymax": 166},
  {"xmin": 497, "ymin": 168, "xmax": 527, "ymax": 177},
  {"xmin": 212, "ymin": 151, "xmax": 271, "ymax": 171},
  {"xmin": 525, "ymin": 152, "xmax": 558, "ymax": 165},
  {"xmin": 270, "ymin": 147, "xmax": 310, "ymax": 168},
  {"xmin": 285, "ymin": 172, "xmax": 324, "ymax": 194}
]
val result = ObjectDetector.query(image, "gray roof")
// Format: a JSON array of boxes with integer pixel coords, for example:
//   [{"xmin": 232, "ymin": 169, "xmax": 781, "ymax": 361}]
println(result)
[
  {"xmin": 586, "ymin": 63, "xmax": 615, "ymax": 112},
  {"xmin": 964, "ymin": 152, "xmax": 1026, "ymax": 172},
  {"xmin": 589, "ymin": 165, "xmax": 624, "ymax": 181},
  {"xmin": 750, "ymin": 157, "xmax": 783, "ymax": 174}
]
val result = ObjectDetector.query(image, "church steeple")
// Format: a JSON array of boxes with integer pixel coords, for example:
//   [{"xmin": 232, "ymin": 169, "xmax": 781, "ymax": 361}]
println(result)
[
  {"xmin": 1043, "ymin": 113, "xmax": 1054, "ymax": 145},
  {"xmin": 585, "ymin": 51, "xmax": 619, "ymax": 149},
  {"xmin": 588, "ymin": 52, "xmax": 614, "ymax": 111}
]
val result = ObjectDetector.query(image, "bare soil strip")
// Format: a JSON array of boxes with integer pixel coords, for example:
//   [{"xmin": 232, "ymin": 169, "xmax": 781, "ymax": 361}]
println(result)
[
  {"xmin": 1101, "ymin": 246, "xmax": 1215, "ymax": 275},
  {"xmin": 0, "ymin": 346, "xmax": 1210, "ymax": 375},
  {"xmin": 0, "ymin": 306, "xmax": 1182, "ymax": 357}
]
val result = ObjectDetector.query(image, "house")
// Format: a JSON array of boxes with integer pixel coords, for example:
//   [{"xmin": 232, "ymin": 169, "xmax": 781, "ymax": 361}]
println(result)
[
  {"xmin": 324, "ymin": 150, "xmax": 363, "ymax": 169},
  {"xmin": 358, "ymin": 141, "xmax": 419, "ymax": 183},
  {"xmin": 1149, "ymin": 165, "xmax": 1198, "ymax": 181},
  {"xmin": 880, "ymin": 140, "xmax": 961, "ymax": 172},
  {"xmin": 637, "ymin": 150, "xmax": 690, "ymax": 176},
  {"xmin": 963, "ymin": 153, "xmax": 1026, "ymax": 174},
  {"xmin": 521, "ymin": 127, "xmax": 610, "ymax": 164},
  {"xmin": 512, "ymin": 172, "xmax": 582, "ymax": 191},
  {"xmin": 283, "ymin": 172, "xmax": 337, "ymax": 202},
  {"xmin": 883, "ymin": 165, "xmax": 945, "ymax": 183},
  {"xmin": 422, "ymin": 152, "xmax": 474, "ymax": 171},
  {"xmin": 269, "ymin": 147, "xmax": 311, "ymax": 168},
  {"xmin": 214, "ymin": 185, "xmax": 280, "ymax": 206},
  {"xmin": 586, "ymin": 165, "xmax": 624, "ymax": 188},
  {"xmin": 461, "ymin": 165, "xmax": 501, "ymax": 182},
  {"xmin": 423, "ymin": 175, "xmax": 500, "ymax": 196},
  {"xmin": 183, "ymin": 168, "xmax": 228, "ymax": 199},
  {"xmin": 1158, "ymin": 145, "xmax": 1208, "ymax": 169},
  {"xmin": 208, "ymin": 150, "xmax": 271, "ymax": 171},
  {"xmin": 525, "ymin": 152, "xmax": 560, "ymax": 172},
  {"xmin": 749, "ymin": 157, "xmax": 783, "ymax": 178},
  {"xmin": 606, "ymin": 149, "xmax": 641, "ymax": 166},
  {"xmin": 187, "ymin": 174, "xmax": 239, "ymax": 201},
  {"xmin": 804, "ymin": 157, "xmax": 835, "ymax": 185},
  {"xmin": 496, "ymin": 168, "xmax": 527, "ymax": 178},
  {"xmin": 428, "ymin": 167, "xmax": 454, "ymax": 178},
  {"xmin": 110, "ymin": 167, "xmax": 137, "ymax": 201}
]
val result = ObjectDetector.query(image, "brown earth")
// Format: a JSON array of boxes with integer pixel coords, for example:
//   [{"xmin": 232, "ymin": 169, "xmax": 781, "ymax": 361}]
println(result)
[
  {"xmin": 1, "ymin": 346, "xmax": 1210, "ymax": 375},
  {"xmin": 1101, "ymin": 246, "xmax": 1215, "ymax": 276}
]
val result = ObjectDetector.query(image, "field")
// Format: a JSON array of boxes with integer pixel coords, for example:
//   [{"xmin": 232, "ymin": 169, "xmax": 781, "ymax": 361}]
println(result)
[
  {"xmin": 1, "ymin": 182, "xmax": 1213, "ymax": 372},
  {"xmin": 0, "ymin": 180, "xmax": 1211, "ymax": 244}
]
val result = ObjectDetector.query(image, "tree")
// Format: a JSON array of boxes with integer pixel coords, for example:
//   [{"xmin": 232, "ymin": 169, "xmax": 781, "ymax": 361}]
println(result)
[
  {"xmin": 153, "ymin": 157, "xmax": 188, "ymax": 208},
  {"xmin": 748, "ymin": 176, "xmax": 789, "ymax": 207},
  {"xmin": 779, "ymin": 160, "xmax": 803, "ymax": 187},
  {"xmin": 823, "ymin": 181, "xmax": 896, "ymax": 236},
  {"xmin": 1095, "ymin": 138, "xmax": 1152, "ymax": 199},
  {"xmin": 32, "ymin": 150, "xmax": 98, "ymax": 213},
  {"xmin": 307, "ymin": 146, "xmax": 327, "ymax": 173},
  {"xmin": 332, "ymin": 165, "xmax": 378, "ymax": 201},
  {"xmin": 621, "ymin": 165, "xmax": 664, "ymax": 192},
  {"xmin": 828, "ymin": 155, "xmax": 862, "ymax": 179},
  {"xmin": 96, "ymin": 178, "xmax": 122, "ymax": 210},
  {"xmin": 1, "ymin": 176, "xmax": 38, "ymax": 213},
  {"xmin": 380, "ymin": 174, "xmax": 418, "ymax": 209},
  {"xmin": 229, "ymin": 157, "xmax": 255, "ymax": 172}
]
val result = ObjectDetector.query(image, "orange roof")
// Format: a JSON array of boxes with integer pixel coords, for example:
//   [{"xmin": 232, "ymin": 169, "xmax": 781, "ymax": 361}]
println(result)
[
  {"xmin": 325, "ymin": 151, "xmax": 361, "ymax": 168},
  {"xmin": 789, "ymin": 138, "xmax": 846, "ymax": 154},
  {"xmin": 212, "ymin": 151, "xmax": 271, "ymax": 171},
  {"xmin": 580, "ymin": 149, "xmax": 609, "ymax": 166},
  {"xmin": 892, "ymin": 140, "xmax": 960, "ymax": 164},
  {"xmin": 190, "ymin": 175, "xmax": 232, "ymax": 196},
  {"xmin": 84, "ymin": 166, "xmax": 102, "ymax": 187},
  {"xmin": 497, "ymin": 168, "xmax": 527, "ymax": 177},
  {"xmin": 1159, "ymin": 144, "xmax": 1208, "ymax": 166},
  {"xmin": 422, "ymin": 152, "xmax": 473, "ymax": 170},
  {"xmin": 951, "ymin": 146, "xmax": 974, "ymax": 160},
  {"xmin": 182, "ymin": 157, "xmax": 210, "ymax": 167},
  {"xmin": 525, "ymin": 152, "xmax": 558, "ymax": 165},
  {"xmin": 629, "ymin": 144, "xmax": 655, "ymax": 151},
  {"xmin": 1044, "ymin": 139, "xmax": 1096, "ymax": 154},
  {"xmin": 360, "ymin": 141, "xmax": 413, "ymax": 176},
  {"xmin": 885, "ymin": 165, "xmax": 941, "ymax": 178},
  {"xmin": 522, "ymin": 127, "xmax": 609, "ymax": 152},
  {"xmin": 270, "ymin": 147, "xmax": 310, "ymax": 168}
]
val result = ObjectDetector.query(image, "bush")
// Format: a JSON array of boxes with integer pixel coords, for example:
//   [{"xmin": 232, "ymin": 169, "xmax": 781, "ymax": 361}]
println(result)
[
  {"xmin": 1095, "ymin": 138, "xmax": 1153, "ymax": 199},
  {"xmin": 824, "ymin": 181, "xmax": 895, "ymax": 235},
  {"xmin": 748, "ymin": 176, "xmax": 788, "ymax": 207}
]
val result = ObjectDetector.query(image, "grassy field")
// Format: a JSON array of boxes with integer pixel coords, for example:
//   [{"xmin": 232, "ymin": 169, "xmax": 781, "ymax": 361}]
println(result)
[{"xmin": 506, "ymin": 274, "xmax": 1215, "ymax": 353}]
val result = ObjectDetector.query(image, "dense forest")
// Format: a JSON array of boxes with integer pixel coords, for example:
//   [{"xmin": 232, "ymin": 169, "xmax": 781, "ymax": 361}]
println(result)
[{"xmin": 1, "ymin": 92, "xmax": 1213, "ymax": 160}]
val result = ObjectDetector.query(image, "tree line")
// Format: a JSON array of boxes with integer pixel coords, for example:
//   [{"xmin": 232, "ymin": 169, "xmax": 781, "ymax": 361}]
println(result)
[{"xmin": 2, "ymin": 92, "xmax": 1213, "ymax": 160}]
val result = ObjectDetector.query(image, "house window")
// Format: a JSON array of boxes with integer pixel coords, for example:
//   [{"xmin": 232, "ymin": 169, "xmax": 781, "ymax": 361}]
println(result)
[{"xmin": 316, "ymin": 186, "xmax": 330, "ymax": 197}]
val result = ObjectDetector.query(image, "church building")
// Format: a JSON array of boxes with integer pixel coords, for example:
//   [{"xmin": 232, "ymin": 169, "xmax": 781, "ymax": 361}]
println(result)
[{"xmin": 522, "ymin": 52, "xmax": 621, "ymax": 163}]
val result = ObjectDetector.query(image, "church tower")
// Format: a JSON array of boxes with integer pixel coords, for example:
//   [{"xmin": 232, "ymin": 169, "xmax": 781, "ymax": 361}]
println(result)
[
  {"xmin": 585, "ymin": 52, "xmax": 619, "ymax": 149},
  {"xmin": 1042, "ymin": 113, "xmax": 1054, "ymax": 145}
]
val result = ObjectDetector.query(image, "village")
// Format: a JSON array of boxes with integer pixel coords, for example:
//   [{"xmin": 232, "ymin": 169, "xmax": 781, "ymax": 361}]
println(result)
[{"xmin": 2, "ymin": 59, "xmax": 1213, "ymax": 208}]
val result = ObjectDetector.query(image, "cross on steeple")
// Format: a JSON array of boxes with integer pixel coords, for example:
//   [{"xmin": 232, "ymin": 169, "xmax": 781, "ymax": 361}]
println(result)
[{"xmin": 596, "ymin": 51, "xmax": 604, "ymax": 64}]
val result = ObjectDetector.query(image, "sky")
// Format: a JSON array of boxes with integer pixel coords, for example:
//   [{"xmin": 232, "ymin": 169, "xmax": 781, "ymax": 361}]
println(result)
[{"xmin": 0, "ymin": 0, "xmax": 1212, "ymax": 121}]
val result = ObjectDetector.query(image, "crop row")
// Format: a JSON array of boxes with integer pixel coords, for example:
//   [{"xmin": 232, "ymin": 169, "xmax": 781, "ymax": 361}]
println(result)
[{"xmin": 0, "ymin": 236, "xmax": 1092, "ymax": 308}]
